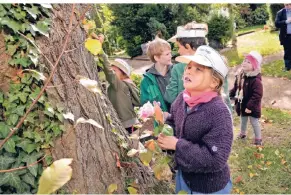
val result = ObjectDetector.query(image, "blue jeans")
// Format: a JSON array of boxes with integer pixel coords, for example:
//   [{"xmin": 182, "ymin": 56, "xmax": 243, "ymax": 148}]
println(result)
[{"xmin": 175, "ymin": 169, "xmax": 232, "ymax": 194}]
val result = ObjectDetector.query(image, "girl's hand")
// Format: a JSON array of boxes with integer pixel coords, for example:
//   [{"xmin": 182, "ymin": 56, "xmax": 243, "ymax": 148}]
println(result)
[
  {"xmin": 157, "ymin": 133, "xmax": 178, "ymax": 150},
  {"xmin": 245, "ymin": 108, "xmax": 252, "ymax": 113}
]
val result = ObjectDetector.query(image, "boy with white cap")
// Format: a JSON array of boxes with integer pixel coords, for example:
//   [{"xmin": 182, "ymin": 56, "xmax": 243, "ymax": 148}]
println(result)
[
  {"xmin": 157, "ymin": 45, "xmax": 233, "ymax": 194},
  {"xmin": 230, "ymin": 51, "xmax": 263, "ymax": 145},
  {"xmin": 98, "ymin": 35, "xmax": 140, "ymax": 134}
]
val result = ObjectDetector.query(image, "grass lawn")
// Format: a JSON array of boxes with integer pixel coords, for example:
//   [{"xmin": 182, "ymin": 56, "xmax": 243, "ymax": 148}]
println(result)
[
  {"xmin": 230, "ymin": 107, "xmax": 291, "ymax": 194},
  {"xmin": 262, "ymin": 60, "xmax": 291, "ymax": 80},
  {"xmin": 222, "ymin": 31, "xmax": 283, "ymax": 67},
  {"xmin": 236, "ymin": 25, "xmax": 264, "ymax": 36}
]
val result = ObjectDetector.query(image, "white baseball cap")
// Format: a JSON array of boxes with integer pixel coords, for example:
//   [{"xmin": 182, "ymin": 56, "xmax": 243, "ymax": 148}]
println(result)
[
  {"xmin": 110, "ymin": 58, "xmax": 131, "ymax": 77},
  {"xmin": 168, "ymin": 22, "xmax": 208, "ymax": 43},
  {"xmin": 175, "ymin": 45, "xmax": 229, "ymax": 78}
]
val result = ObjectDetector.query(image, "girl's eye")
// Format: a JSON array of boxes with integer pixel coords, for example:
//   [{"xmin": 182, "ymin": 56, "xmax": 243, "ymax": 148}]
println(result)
[{"xmin": 196, "ymin": 67, "xmax": 202, "ymax": 71}]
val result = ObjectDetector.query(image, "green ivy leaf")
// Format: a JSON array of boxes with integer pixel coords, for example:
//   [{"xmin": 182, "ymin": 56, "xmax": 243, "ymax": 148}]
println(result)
[
  {"xmin": 12, "ymin": 105, "xmax": 26, "ymax": 116},
  {"xmin": 0, "ymin": 172, "xmax": 10, "ymax": 186},
  {"xmin": 16, "ymin": 139, "xmax": 37, "ymax": 154},
  {"xmin": 0, "ymin": 4, "xmax": 7, "ymax": 17},
  {"xmin": 23, "ymin": 5, "xmax": 40, "ymax": 20},
  {"xmin": 0, "ymin": 91, "xmax": 4, "ymax": 103},
  {"xmin": 7, "ymin": 44, "xmax": 18, "ymax": 55},
  {"xmin": 10, "ymin": 8, "xmax": 26, "ymax": 20},
  {"xmin": 7, "ymin": 114, "xmax": 19, "ymax": 126},
  {"xmin": 0, "ymin": 122, "xmax": 10, "ymax": 138},
  {"xmin": 23, "ymin": 155, "xmax": 38, "ymax": 177},
  {"xmin": 21, "ymin": 74, "xmax": 33, "ymax": 85},
  {"xmin": 18, "ymin": 92, "xmax": 28, "ymax": 103},
  {"xmin": 0, "ymin": 17, "xmax": 22, "ymax": 32},
  {"xmin": 4, "ymin": 172, "xmax": 29, "ymax": 193},
  {"xmin": 4, "ymin": 139, "xmax": 17, "ymax": 153},
  {"xmin": 21, "ymin": 172, "xmax": 36, "ymax": 187},
  {"xmin": 30, "ymin": 20, "xmax": 50, "ymax": 37},
  {"xmin": 9, "ymin": 57, "xmax": 31, "ymax": 68},
  {"xmin": 23, "ymin": 130, "xmax": 34, "ymax": 139},
  {"xmin": 0, "ymin": 155, "xmax": 16, "ymax": 170}
]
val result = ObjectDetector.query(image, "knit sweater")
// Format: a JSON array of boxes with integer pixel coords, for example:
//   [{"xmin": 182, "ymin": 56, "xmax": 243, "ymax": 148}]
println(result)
[{"xmin": 167, "ymin": 94, "xmax": 233, "ymax": 193}]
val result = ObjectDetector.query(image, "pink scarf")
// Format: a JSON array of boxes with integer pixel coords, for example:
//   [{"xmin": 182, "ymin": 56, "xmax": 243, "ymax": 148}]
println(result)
[{"xmin": 183, "ymin": 90, "xmax": 218, "ymax": 108}]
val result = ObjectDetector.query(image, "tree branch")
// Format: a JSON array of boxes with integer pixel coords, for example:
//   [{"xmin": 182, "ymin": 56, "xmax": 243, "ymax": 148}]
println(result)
[
  {"xmin": 0, "ymin": 156, "xmax": 46, "ymax": 173},
  {"xmin": 0, "ymin": 5, "xmax": 76, "ymax": 150}
]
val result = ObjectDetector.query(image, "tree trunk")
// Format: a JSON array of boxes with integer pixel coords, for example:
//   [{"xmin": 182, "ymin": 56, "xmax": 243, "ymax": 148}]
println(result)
[{"xmin": 36, "ymin": 4, "xmax": 154, "ymax": 193}]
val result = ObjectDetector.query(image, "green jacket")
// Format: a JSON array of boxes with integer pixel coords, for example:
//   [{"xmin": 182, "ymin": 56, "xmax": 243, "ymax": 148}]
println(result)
[
  {"xmin": 164, "ymin": 63, "xmax": 186, "ymax": 104},
  {"xmin": 101, "ymin": 53, "xmax": 140, "ymax": 128},
  {"xmin": 140, "ymin": 72, "xmax": 169, "ymax": 112}
]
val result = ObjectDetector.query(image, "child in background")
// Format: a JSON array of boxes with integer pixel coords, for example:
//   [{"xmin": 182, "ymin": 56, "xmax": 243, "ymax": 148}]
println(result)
[
  {"xmin": 157, "ymin": 45, "xmax": 233, "ymax": 194},
  {"xmin": 230, "ymin": 51, "xmax": 263, "ymax": 145},
  {"xmin": 98, "ymin": 35, "xmax": 140, "ymax": 134},
  {"xmin": 165, "ymin": 21, "xmax": 207, "ymax": 104},
  {"xmin": 140, "ymin": 37, "xmax": 172, "ymax": 112}
]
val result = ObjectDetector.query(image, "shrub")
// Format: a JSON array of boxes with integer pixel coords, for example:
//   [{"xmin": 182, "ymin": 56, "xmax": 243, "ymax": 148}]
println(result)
[
  {"xmin": 208, "ymin": 14, "xmax": 232, "ymax": 48},
  {"xmin": 267, "ymin": 4, "xmax": 284, "ymax": 30},
  {"xmin": 130, "ymin": 73, "xmax": 142, "ymax": 89},
  {"xmin": 249, "ymin": 5, "xmax": 269, "ymax": 25}
]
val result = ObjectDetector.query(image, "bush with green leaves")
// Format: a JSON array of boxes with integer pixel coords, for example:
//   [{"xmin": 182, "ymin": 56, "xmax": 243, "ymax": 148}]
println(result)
[
  {"xmin": 208, "ymin": 14, "xmax": 232, "ymax": 48},
  {"xmin": 267, "ymin": 4, "xmax": 284, "ymax": 30},
  {"xmin": 249, "ymin": 5, "xmax": 269, "ymax": 25}
]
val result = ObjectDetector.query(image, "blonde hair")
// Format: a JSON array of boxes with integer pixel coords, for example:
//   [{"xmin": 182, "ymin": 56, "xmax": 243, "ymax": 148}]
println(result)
[
  {"xmin": 147, "ymin": 38, "xmax": 171, "ymax": 63},
  {"xmin": 212, "ymin": 55, "xmax": 228, "ymax": 95}
]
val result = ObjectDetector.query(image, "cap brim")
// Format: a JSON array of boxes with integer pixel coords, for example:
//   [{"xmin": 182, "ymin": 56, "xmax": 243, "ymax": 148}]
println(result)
[
  {"xmin": 175, "ymin": 55, "xmax": 212, "ymax": 68},
  {"xmin": 167, "ymin": 35, "xmax": 177, "ymax": 43},
  {"xmin": 110, "ymin": 60, "xmax": 131, "ymax": 76}
]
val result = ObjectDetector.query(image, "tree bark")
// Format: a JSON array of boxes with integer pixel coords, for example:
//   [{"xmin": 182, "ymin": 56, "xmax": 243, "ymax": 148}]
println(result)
[{"xmin": 36, "ymin": 4, "xmax": 154, "ymax": 193}]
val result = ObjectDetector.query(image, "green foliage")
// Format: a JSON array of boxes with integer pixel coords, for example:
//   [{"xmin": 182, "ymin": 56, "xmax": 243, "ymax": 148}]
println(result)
[
  {"xmin": 130, "ymin": 73, "xmax": 142, "ymax": 89},
  {"xmin": 208, "ymin": 14, "xmax": 232, "ymax": 48},
  {"xmin": 0, "ymin": 3, "xmax": 66, "ymax": 194},
  {"xmin": 109, "ymin": 4, "xmax": 210, "ymax": 57},
  {"xmin": 267, "ymin": 4, "xmax": 284, "ymax": 30},
  {"xmin": 249, "ymin": 5, "xmax": 269, "ymax": 25}
]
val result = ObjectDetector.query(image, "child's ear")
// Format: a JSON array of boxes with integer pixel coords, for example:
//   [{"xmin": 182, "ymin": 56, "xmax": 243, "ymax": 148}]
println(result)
[
  {"xmin": 153, "ymin": 55, "xmax": 160, "ymax": 62},
  {"xmin": 185, "ymin": 44, "xmax": 192, "ymax": 50},
  {"xmin": 210, "ymin": 77, "xmax": 220, "ymax": 89}
]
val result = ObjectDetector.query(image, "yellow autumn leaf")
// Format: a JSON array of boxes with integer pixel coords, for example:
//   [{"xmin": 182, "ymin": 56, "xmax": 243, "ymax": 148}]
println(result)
[
  {"xmin": 37, "ymin": 158, "xmax": 73, "ymax": 194},
  {"xmin": 127, "ymin": 187, "xmax": 138, "ymax": 194},
  {"xmin": 82, "ymin": 19, "xmax": 96, "ymax": 32},
  {"xmin": 153, "ymin": 163, "xmax": 172, "ymax": 181},
  {"xmin": 275, "ymin": 149, "xmax": 280, "ymax": 156},
  {"xmin": 139, "ymin": 150, "xmax": 152, "ymax": 166},
  {"xmin": 85, "ymin": 38, "xmax": 102, "ymax": 55},
  {"xmin": 247, "ymin": 165, "xmax": 252, "ymax": 169},
  {"xmin": 107, "ymin": 183, "xmax": 118, "ymax": 194},
  {"xmin": 178, "ymin": 190, "xmax": 188, "ymax": 194},
  {"xmin": 266, "ymin": 161, "xmax": 272, "ymax": 166},
  {"xmin": 249, "ymin": 172, "xmax": 254, "ymax": 178}
]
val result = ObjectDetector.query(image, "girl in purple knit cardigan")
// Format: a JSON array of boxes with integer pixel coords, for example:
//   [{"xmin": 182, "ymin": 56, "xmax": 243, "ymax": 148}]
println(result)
[{"xmin": 157, "ymin": 45, "xmax": 233, "ymax": 194}]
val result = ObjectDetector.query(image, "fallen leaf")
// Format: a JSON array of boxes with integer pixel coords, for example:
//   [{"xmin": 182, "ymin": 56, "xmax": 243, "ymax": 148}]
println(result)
[
  {"xmin": 247, "ymin": 165, "xmax": 252, "ymax": 169},
  {"xmin": 271, "ymin": 100, "xmax": 276, "ymax": 105},
  {"xmin": 178, "ymin": 190, "xmax": 188, "ymax": 194},
  {"xmin": 266, "ymin": 161, "xmax": 272, "ymax": 166},
  {"xmin": 281, "ymin": 159, "xmax": 287, "ymax": 165},
  {"xmin": 249, "ymin": 172, "xmax": 254, "ymax": 178},
  {"xmin": 234, "ymin": 175, "xmax": 243, "ymax": 184},
  {"xmin": 275, "ymin": 149, "xmax": 280, "ymax": 156}
]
